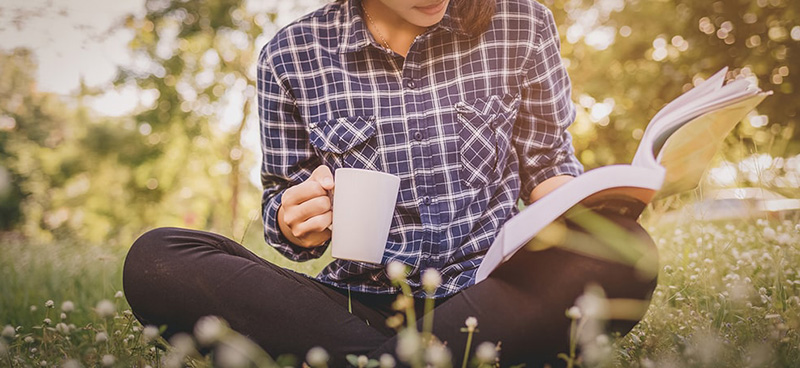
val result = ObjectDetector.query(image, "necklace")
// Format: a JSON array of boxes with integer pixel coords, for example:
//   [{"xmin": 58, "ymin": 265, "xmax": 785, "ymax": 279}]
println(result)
[{"xmin": 362, "ymin": 5, "xmax": 393, "ymax": 52}]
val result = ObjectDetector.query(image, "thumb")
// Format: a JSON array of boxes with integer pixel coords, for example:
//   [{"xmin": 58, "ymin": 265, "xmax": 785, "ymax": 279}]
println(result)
[{"xmin": 310, "ymin": 165, "xmax": 334, "ymax": 189}]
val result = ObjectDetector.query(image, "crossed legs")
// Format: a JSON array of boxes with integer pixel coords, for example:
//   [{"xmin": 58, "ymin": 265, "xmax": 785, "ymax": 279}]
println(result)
[{"xmin": 122, "ymin": 213, "xmax": 657, "ymax": 367}]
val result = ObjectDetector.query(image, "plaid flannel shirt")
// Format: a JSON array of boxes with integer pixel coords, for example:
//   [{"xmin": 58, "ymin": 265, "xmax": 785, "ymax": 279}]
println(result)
[{"xmin": 258, "ymin": 0, "xmax": 583, "ymax": 298}]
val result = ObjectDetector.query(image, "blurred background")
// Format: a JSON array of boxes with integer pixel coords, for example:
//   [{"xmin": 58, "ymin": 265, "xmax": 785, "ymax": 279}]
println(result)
[{"xmin": 0, "ymin": 0, "xmax": 797, "ymax": 271}]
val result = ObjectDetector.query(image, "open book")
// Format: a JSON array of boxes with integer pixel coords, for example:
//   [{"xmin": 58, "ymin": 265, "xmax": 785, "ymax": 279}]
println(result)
[{"xmin": 475, "ymin": 67, "xmax": 770, "ymax": 283}]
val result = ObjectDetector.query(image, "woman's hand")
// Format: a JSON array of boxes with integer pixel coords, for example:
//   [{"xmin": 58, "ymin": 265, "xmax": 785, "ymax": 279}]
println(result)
[
  {"xmin": 277, "ymin": 165, "xmax": 335, "ymax": 248},
  {"xmin": 529, "ymin": 175, "xmax": 574, "ymax": 204}
]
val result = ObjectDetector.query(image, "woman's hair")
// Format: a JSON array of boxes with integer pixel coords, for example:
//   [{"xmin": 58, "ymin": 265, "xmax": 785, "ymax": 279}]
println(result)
[
  {"xmin": 335, "ymin": 0, "xmax": 497, "ymax": 37},
  {"xmin": 451, "ymin": 0, "xmax": 496, "ymax": 36}
]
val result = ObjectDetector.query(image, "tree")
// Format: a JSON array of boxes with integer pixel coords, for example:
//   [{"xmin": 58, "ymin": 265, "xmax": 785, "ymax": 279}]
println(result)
[{"xmin": 544, "ymin": 0, "xmax": 798, "ymax": 168}]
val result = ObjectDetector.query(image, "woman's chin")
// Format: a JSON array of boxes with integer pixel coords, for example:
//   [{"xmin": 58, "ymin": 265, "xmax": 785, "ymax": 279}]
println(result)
[{"xmin": 407, "ymin": 0, "xmax": 449, "ymax": 27}]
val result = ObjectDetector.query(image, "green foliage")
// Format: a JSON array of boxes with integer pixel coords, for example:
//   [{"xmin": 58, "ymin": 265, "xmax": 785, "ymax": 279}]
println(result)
[
  {"xmin": 2, "ymin": 0, "xmax": 798, "ymax": 250},
  {"xmin": 2, "ymin": 214, "xmax": 800, "ymax": 367},
  {"xmin": 544, "ymin": 0, "xmax": 799, "ymax": 168}
]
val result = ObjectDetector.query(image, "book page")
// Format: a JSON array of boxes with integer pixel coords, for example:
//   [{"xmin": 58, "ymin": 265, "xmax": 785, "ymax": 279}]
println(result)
[
  {"xmin": 633, "ymin": 79, "xmax": 762, "ymax": 168},
  {"xmin": 654, "ymin": 94, "xmax": 768, "ymax": 199},
  {"xmin": 475, "ymin": 164, "xmax": 664, "ymax": 282}
]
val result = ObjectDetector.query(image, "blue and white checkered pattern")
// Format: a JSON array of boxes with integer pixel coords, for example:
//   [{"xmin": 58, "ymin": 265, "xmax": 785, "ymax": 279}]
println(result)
[{"xmin": 257, "ymin": 0, "xmax": 583, "ymax": 298}]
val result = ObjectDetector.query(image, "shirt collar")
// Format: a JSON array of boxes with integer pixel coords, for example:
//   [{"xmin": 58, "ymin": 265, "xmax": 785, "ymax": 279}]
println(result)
[{"xmin": 337, "ymin": 0, "xmax": 471, "ymax": 55}]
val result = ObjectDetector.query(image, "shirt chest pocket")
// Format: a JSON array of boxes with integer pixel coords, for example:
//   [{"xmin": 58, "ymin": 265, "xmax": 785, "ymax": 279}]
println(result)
[
  {"xmin": 456, "ymin": 93, "xmax": 521, "ymax": 187},
  {"xmin": 308, "ymin": 115, "xmax": 382, "ymax": 171}
]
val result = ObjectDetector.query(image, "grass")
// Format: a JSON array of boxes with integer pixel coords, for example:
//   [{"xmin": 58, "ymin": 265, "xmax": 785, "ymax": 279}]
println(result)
[{"xmin": 1, "ymin": 207, "xmax": 799, "ymax": 367}]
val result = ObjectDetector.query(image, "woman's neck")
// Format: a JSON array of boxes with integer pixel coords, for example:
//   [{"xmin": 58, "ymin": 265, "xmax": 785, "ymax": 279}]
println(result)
[{"xmin": 361, "ymin": 0, "xmax": 426, "ymax": 58}]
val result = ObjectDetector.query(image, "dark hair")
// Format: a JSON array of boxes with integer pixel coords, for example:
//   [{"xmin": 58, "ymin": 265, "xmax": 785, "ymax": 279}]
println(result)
[
  {"xmin": 335, "ymin": 0, "xmax": 497, "ymax": 36},
  {"xmin": 451, "ymin": 0, "xmax": 496, "ymax": 36}
]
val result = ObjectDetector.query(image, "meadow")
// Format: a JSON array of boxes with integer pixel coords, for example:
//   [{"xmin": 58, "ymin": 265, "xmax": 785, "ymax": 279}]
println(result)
[
  {"xmin": 1, "ymin": 0, "xmax": 798, "ymax": 366},
  {"xmin": 2, "ymin": 201, "xmax": 798, "ymax": 367}
]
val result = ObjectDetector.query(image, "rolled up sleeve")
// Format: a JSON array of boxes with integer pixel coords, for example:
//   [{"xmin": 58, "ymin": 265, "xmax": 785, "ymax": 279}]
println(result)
[
  {"xmin": 258, "ymin": 47, "xmax": 329, "ymax": 261},
  {"xmin": 513, "ymin": 7, "xmax": 584, "ymax": 205}
]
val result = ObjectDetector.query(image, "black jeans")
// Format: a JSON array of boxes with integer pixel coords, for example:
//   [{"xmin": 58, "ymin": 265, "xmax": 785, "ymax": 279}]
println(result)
[{"xmin": 122, "ymin": 212, "xmax": 657, "ymax": 367}]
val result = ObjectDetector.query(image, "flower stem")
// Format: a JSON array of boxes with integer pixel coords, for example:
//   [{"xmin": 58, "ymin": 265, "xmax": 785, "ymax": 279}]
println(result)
[
  {"xmin": 422, "ymin": 295, "xmax": 435, "ymax": 343},
  {"xmin": 461, "ymin": 331, "xmax": 474, "ymax": 368}
]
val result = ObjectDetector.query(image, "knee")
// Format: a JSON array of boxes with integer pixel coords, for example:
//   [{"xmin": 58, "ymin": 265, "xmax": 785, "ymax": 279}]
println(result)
[
  {"xmin": 123, "ymin": 227, "xmax": 188, "ymax": 292},
  {"xmin": 124, "ymin": 227, "xmax": 179, "ymax": 267}
]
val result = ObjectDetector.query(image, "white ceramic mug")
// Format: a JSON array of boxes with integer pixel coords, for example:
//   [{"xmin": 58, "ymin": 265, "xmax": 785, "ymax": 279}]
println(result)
[{"xmin": 329, "ymin": 168, "xmax": 400, "ymax": 263}]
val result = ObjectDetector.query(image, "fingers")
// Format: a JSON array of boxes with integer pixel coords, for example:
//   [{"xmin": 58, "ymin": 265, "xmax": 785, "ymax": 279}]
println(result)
[
  {"xmin": 282, "ymin": 195, "xmax": 332, "ymax": 226},
  {"xmin": 279, "ymin": 164, "xmax": 336, "ymax": 247},
  {"xmin": 309, "ymin": 165, "xmax": 334, "ymax": 190},
  {"xmin": 283, "ymin": 165, "xmax": 334, "ymax": 205},
  {"xmin": 283, "ymin": 179, "xmax": 326, "ymax": 205},
  {"xmin": 291, "ymin": 211, "xmax": 333, "ymax": 240}
]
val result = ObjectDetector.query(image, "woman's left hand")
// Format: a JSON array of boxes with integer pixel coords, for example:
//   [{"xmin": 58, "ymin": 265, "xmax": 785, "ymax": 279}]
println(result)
[{"xmin": 528, "ymin": 175, "xmax": 574, "ymax": 203}]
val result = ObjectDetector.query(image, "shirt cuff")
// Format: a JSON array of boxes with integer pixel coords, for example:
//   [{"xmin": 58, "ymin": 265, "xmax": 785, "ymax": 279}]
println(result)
[
  {"xmin": 263, "ymin": 189, "xmax": 329, "ymax": 262},
  {"xmin": 521, "ymin": 158, "xmax": 584, "ymax": 206}
]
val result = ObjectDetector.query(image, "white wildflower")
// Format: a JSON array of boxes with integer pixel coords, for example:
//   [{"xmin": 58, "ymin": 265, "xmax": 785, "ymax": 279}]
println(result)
[
  {"xmin": 43, "ymin": 318, "xmax": 51, "ymax": 325},
  {"xmin": 30, "ymin": 347, "xmax": 37, "ymax": 353},
  {"xmin": 143, "ymin": 325, "xmax": 160, "ymax": 342},
  {"xmin": 422, "ymin": 268, "xmax": 442, "ymax": 290},
  {"xmin": 475, "ymin": 342, "xmax": 497, "ymax": 362},
  {"xmin": 306, "ymin": 346, "xmax": 329, "ymax": 366},
  {"xmin": 424, "ymin": 343, "xmax": 451, "ymax": 366},
  {"xmin": 95, "ymin": 300, "xmax": 115, "ymax": 318},
  {"xmin": 55, "ymin": 323, "xmax": 70, "ymax": 335},
  {"xmin": 95, "ymin": 332, "xmax": 109, "ymax": 343},
  {"xmin": 194, "ymin": 315, "xmax": 228, "ymax": 346},
  {"xmin": 114, "ymin": 291, "xmax": 124, "ymax": 299},
  {"xmin": 62, "ymin": 359, "xmax": 81, "ymax": 368},
  {"xmin": 30, "ymin": 305, "xmax": 37, "ymax": 312},
  {"xmin": 392, "ymin": 295, "xmax": 414, "ymax": 311},
  {"xmin": 395, "ymin": 330, "xmax": 421, "ymax": 362},
  {"xmin": 386, "ymin": 261, "xmax": 406, "ymax": 281},
  {"xmin": 576, "ymin": 287, "xmax": 610, "ymax": 319},
  {"xmin": 163, "ymin": 352, "xmax": 185, "ymax": 368},
  {"xmin": 60, "ymin": 313, "xmax": 67, "ymax": 320},
  {"xmin": 357, "ymin": 355, "xmax": 369, "ymax": 367},
  {"xmin": 1, "ymin": 325, "xmax": 14, "ymax": 339},
  {"xmin": 39, "ymin": 360, "xmax": 47, "ymax": 367},
  {"xmin": 24, "ymin": 336, "xmax": 34, "ymax": 344},
  {"xmin": 61, "ymin": 301, "xmax": 74, "ymax": 313},
  {"xmin": 101, "ymin": 354, "xmax": 115, "ymax": 367},
  {"xmin": 169, "ymin": 333, "xmax": 196, "ymax": 355},
  {"xmin": 465, "ymin": 316, "xmax": 478, "ymax": 332},
  {"xmin": 379, "ymin": 353, "xmax": 396, "ymax": 368},
  {"xmin": 45, "ymin": 300, "xmax": 54, "ymax": 309},
  {"xmin": 763, "ymin": 227, "xmax": 776, "ymax": 239},
  {"xmin": 216, "ymin": 344, "xmax": 248, "ymax": 368},
  {"xmin": 566, "ymin": 306, "xmax": 582, "ymax": 320}
]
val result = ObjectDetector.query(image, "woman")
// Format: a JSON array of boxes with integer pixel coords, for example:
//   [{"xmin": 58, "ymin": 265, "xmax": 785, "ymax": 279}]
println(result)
[{"xmin": 123, "ymin": 0, "xmax": 658, "ymax": 366}]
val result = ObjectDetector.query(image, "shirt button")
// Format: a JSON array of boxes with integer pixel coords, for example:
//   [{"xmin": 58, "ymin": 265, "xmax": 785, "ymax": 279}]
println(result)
[
  {"xmin": 413, "ymin": 131, "xmax": 424, "ymax": 141},
  {"xmin": 423, "ymin": 196, "xmax": 431, "ymax": 205},
  {"xmin": 406, "ymin": 80, "xmax": 416, "ymax": 89}
]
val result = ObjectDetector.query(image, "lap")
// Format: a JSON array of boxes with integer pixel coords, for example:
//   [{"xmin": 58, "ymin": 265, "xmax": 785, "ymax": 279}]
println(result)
[{"xmin": 368, "ymin": 212, "xmax": 658, "ymax": 366}]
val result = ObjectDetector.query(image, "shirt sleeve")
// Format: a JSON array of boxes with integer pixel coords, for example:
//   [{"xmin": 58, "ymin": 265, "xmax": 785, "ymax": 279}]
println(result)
[
  {"xmin": 513, "ymin": 6, "xmax": 584, "ymax": 206},
  {"xmin": 258, "ymin": 48, "xmax": 329, "ymax": 261}
]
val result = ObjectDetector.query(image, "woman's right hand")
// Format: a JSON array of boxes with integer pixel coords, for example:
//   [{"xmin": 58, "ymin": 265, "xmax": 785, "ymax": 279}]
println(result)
[{"xmin": 277, "ymin": 165, "xmax": 335, "ymax": 248}]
